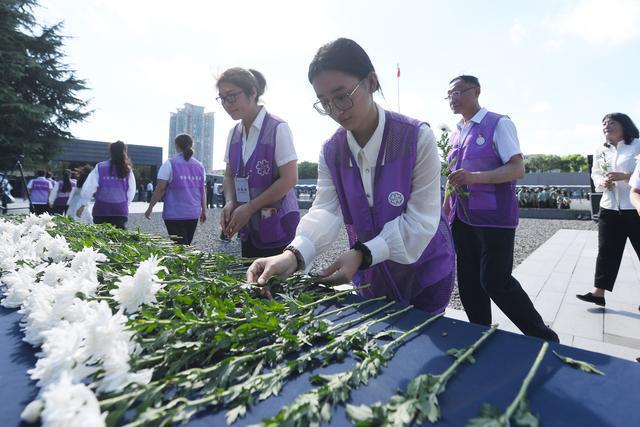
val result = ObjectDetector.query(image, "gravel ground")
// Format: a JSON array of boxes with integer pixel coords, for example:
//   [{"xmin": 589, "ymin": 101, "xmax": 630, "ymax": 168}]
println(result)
[{"xmin": 128, "ymin": 209, "xmax": 597, "ymax": 309}]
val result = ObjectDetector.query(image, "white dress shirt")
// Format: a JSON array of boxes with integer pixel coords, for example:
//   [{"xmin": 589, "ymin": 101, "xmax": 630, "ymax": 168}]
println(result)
[
  {"xmin": 290, "ymin": 104, "xmax": 442, "ymax": 270},
  {"xmin": 456, "ymin": 107, "xmax": 522, "ymax": 163},
  {"xmin": 223, "ymin": 106, "xmax": 298, "ymax": 168},
  {"xmin": 592, "ymin": 138, "xmax": 640, "ymax": 211},
  {"xmin": 79, "ymin": 166, "xmax": 136, "ymax": 207}
]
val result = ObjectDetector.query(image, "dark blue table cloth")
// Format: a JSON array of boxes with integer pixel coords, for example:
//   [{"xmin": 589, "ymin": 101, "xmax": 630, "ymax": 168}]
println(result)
[{"xmin": 2, "ymin": 298, "xmax": 639, "ymax": 426}]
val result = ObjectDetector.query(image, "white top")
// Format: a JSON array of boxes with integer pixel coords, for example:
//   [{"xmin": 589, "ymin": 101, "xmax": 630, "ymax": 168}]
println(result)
[
  {"xmin": 79, "ymin": 165, "xmax": 137, "ymax": 207},
  {"xmin": 157, "ymin": 154, "xmax": 207, "ymax": 184},
  {"xmin": 223, "ymin": 106, "xmax": 297, "ymax": 168},
  {"xmin": 629, "ymin": 154, "xmax": 640, "ymax": 190},
  {"xmin": 592, "ymin": 138, "xmax": 640, "ymax": 210},
  {"xmin": 456, "ymin": 107, "xmax": 522, "ymax": 163},
  {"xmin": 290, "ymin": 104, "xmax": 441, "ymax": 270}
]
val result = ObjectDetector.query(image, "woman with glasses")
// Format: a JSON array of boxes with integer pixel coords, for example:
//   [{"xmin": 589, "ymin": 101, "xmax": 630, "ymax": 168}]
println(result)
[
  {"xmin": 577, "ymin": 113, "xmax": 640, "ymax": 307},
  {"xmin": 217, "ymin": 67, "xmax": 300, "ymax": 257},
  {"xmin": 246, "ymin": 38, "xmax": 455, "ymax": 313}
]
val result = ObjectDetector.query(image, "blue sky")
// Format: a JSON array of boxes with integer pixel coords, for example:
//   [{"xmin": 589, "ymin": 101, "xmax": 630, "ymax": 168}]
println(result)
[{"xmin": 36, "ymin": 0, "xmax": 640, "ymax": 169}]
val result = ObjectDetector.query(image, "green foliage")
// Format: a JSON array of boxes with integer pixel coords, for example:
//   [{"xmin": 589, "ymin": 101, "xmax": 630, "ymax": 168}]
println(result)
[
  {"xmin": 524, "ymin": 154, "xmax": 589, "ymax": 173},
  {"xmin": 297, "ymin": 161, "xmax": 318, "ymax": 179},
  {"xmin": 552, "ymin": 351, "xmax": 604, "ymax": 376},
  {"xmin": 0, "ymin": 0, "xmax": 90, "ymax": 169},
  {"xmin": 436, "ymin": 130, "xmax": 453, "ymax": 177}
]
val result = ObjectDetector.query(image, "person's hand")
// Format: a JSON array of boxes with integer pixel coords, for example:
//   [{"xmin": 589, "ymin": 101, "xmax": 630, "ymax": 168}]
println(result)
[
  {"xmin": 199, "ymin": 209, "xmax": 207, "ymax": 224},
  {"xmin": 224, "ymin": 203, "xmax": 254, "ymax": 238},
  {"xmin": 220, "ymin": 201, "xmax": 237, "ymax": 235},
  {"xmin": 442, "ymin": 200, "xmax": 451, "ymax": 217},
  {"xmin": 144, "ymin": 206, "xmax": 153, "ymax": 220},
  {"xmin": 448, "ymin": 168, "xmax": 477, "ymax": 187},
  {"xmin": 603, "ymin": 177, "xmax": 615, "ymax": 189},
  {"xmin": 76, "ymin": 206, "xmax": 84, "ymax": 218},
  {"xmin": 607, "ymin": 171, "xmax": 629, "ymax": 182},
  {"xmin": 246, "ymin": 251, "xmax": 298, "ymax": 298},
  {"xmin": 318, "ymin": 249, "xmax": 363, "ymax": 286}
]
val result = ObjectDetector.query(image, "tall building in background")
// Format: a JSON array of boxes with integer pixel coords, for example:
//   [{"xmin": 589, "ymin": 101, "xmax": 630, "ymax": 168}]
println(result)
[{"xmin": 168, "ymin": 103, "xmax": 214, "ymax": 172}]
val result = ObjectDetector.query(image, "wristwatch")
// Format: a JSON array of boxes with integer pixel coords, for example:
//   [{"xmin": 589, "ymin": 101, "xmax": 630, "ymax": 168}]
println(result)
[
  {"xmin": 284, "ymin": 246, "xmax": 305, "ymax": 272},
  {"xmin": 351, "ymin": 240, "xmax": 373, "ymax": 270}
]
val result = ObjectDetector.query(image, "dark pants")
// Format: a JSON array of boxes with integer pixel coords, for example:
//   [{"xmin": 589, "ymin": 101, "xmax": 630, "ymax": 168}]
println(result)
[
  {"xmin": 94, "ymin": 216, "xmax": 128, "ymax": 229},
  {"xmin": 32, "ymin": 204, "xmax": 49, "ymax": 215},
  {"xmin": 595, "ymin": 208, "xmax": 640, "ymax": 291},
  {"xmin": 452, "ymin": 219, "xmax": 558, "ymax": 342},
  {"xmin": 165, "ymin": 219, "xmax": 198, "ymax": 245},
  {"xmin": 241, "ymin": 238, "xmax": 286, "ymax": 258},
  {"xmin": 50, "ymin": 205, "xmax": 68, "ymax": 215}
]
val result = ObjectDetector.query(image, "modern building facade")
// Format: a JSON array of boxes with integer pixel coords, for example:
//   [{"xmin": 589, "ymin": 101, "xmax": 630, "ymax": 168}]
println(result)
[{"xmin": 169, "ymin": 103, "xmax": 214, "ymax": 172}]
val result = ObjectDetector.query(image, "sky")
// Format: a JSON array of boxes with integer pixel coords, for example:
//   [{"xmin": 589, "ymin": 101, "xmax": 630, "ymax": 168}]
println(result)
[{"xmin": 35, "ymin": 0, "xmax": 640, "ymax": 170}]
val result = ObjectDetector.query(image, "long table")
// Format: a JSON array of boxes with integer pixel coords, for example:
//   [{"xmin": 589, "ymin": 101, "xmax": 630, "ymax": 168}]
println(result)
[{"xmin": 1, "ymin": 298, "xmax": 639, "ymax": 426}]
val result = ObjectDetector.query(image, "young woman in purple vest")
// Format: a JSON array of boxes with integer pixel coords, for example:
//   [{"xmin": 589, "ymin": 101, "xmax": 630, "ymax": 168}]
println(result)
[
  {"xmin": 27, "ymin": 170, "xmax": 53, "ymax": 215},
  {"xmin": 578, "ymin": 113, "xmax": 640, "ymax": 308},
  {"xmin": 218, "ymin": 67, "xmax": 300, "ymax": 258},
  {"xmin": 246, "ymin": 38, "xmax": 455, "ymax": 314},
  {"xmin": 444, "ymin": 75, "xmax": 558, "ymax": 342},
  {"xmin": 50, "ymin": 169, "xmax": 77, "ymax": 215},
  {"xmin": 77, "ymin": 141, "xmax": 136, "ymax": 229},
  {"xmin": 145, "ymin": 134, "xmax": 207, "ymax": 245}
]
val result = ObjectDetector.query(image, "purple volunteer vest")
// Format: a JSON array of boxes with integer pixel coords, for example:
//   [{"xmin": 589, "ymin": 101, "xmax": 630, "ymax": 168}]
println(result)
[
  {"xmin": 92, "ymin": 160, "xmax": 129, "ymax": 217},
  {"xmin": 323, "ymin": 110, "xmax": 455, "ymax": 314},
  {"xmin": 229, "ymin": 111, "xmax": 300, "ymax": 249},
  {"xmin": 53, "ymin": 179, "xmax": 77, "ymax": 206},
  {"xmin": 29, "ymin": 178, "xmax": 51, "ymax": 204},
  {"xmin": 447, "ymin": 111, "xmax": 519, "ymax": 228},
  {"xmin": 163, "ymin": 154, "xmax": 205, "ymax": 220}
]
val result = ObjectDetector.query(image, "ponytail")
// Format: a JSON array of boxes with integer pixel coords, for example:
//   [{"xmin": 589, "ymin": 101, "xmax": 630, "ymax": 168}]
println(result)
[
  {"xmin": 109, "ymin": 140, "xmax": 132, "ymax": 178},
  {"xmin": 175, "ymin": 134, "xmax": 194, "ymax": 160}
]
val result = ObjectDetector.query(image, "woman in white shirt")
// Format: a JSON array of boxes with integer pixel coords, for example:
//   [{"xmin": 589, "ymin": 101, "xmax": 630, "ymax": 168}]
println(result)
[
  {"xmin": 577, "ymin": 113, "xmax": 640, "ymax": 306},
  {"xmin": 218, "ymin": 67, "xmax": 300, "ymax": 258},
  {"xmin": 246, "ymin": 38, "xmax": 454, "ymax": 313}
]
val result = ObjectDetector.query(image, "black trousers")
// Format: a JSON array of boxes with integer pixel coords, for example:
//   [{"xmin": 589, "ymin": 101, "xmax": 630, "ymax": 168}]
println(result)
[
  {"xmin": 595, "ymin": 208, "xmax": 640, "ymax": 291},
  {"xmin": 31, "ymin": 204, "xmax": 49, "ymax": 215},
  {"xmin": 241, "ymin": 238, "xmax": 287, "ymax": 258},
  {"xmin": 94, "ymin": 216, "xmax": 128, "ymax": 229},
  {"xmin": 452, "ymin": 219, "xmax": 558, "ymax": 342},
  {"xmin": 164, "ymin": 219, "xmax": 198, "ymax": 245},
  {"xmin": 50, "ymin": 205, "xmax": 68, "ymax": 215}
]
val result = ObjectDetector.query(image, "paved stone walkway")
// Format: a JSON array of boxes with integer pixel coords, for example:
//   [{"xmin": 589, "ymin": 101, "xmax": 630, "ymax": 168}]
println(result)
[{"xmin": 447, "ymin": 229, "xmax": 640, "ymax": 361}]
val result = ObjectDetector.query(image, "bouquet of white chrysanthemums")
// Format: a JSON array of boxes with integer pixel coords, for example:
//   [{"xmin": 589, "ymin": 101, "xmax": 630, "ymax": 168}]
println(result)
[{"xmin": 0, "ymin": 214, "xmax": 165, "ymax": 427}]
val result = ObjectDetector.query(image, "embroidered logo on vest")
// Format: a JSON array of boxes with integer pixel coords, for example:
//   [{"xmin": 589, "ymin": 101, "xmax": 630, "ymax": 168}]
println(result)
[
  {"xmin": 256, "ymin": 160, "xmax": 271, "ymax": 176},
  {"xmin": 476, "ymin": 134, "xmax": 486, "ymax": 145},
  {"xmin": 388, "ymin": 191, "xmax": 404, "ymax": 207}
]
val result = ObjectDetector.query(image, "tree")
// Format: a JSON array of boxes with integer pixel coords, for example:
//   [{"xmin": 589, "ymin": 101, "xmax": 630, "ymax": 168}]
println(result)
[
  {"xmin": 297, "ymin": 161, "xmax": 318, "ymax": 179},
  {"xmin": 562, "ymin": 154, "xmax": 589, "ymax": 172},
  {"xmin": 0, "ymin": 0, "xmax": 90, "ymax": 170},
  {"xmin": 525, "ymin": 154, "xmax": 588, "ymax": 172}
]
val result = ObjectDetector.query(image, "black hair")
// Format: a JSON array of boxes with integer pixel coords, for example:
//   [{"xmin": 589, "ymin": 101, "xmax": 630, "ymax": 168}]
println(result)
[
  {"xmin": 602, "ymin": 113, "xmax": 639, "ymax": 145},
  {"xmin": 75, "ymin": 165, "xmax": 92, "ymax": 188},
  {"xmin": 109, "ymin": 140, "xmax": 132, "ymax": 178},
  {"xmin": 217, "ymin": 68, "xmax": 267, "ymax": 103},
  {"xmin": 61, "ymin": 169, "xmax": 72, "ymax": 193},
  {"xmin": 308, "ymin": 38, "xmax": 381, "ymax": 91},
  {"xmin": 175, "ymin": 134, "xmax": 194, "ymax": 160},
  {"xmin": 37, "ymin": 170, "xmax": 45, "ymax": 177},
  {"xmin": 449, "ymin": 75, "xmax": 481, "ymax": 87}
]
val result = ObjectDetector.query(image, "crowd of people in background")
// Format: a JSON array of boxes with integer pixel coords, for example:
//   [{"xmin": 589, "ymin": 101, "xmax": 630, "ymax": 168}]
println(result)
[{"xmin": 5, "ymin": 37, "xmax": 640, "ymax": 344}]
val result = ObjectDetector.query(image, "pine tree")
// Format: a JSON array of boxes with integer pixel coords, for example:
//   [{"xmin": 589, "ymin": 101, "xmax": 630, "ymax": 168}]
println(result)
[{"xmin": 0, "ymin": 0, "xmax": 90, "ymax": 169}]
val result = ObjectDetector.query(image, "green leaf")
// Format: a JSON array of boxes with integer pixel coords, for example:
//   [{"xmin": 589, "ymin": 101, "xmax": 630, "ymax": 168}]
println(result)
[
  {"xmin": 345, "ymin": 403, "xmax": 374, "ymax": 422},
  {"xmin": 552, "ymin": 351, "xmax": 605, "ymax": 376}
]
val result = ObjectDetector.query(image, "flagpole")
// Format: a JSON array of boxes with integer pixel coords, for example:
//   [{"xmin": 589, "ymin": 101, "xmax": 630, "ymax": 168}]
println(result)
[{"xmin": 396, "ymin": 63, "xmax": 400, "ymax": 113}]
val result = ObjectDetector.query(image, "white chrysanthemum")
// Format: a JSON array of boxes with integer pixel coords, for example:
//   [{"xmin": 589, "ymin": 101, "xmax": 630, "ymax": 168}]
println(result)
[
  {"xmin": 84, "ymin": 301, "xmax": 136, "ymax": 361},
  {"xmin": 70, "ymin": 247, "xmax": 107, "ymax": 284},
  {"xmin": 110, "ymin": 255, "xmax": 166, "ymax": 314},
  {"xmin": 40, "ymin": 372, "xmax": 106, "ymax": 427},
  {"xmin": 41, "ymin": 262, "xmax": 74, "ymax": 288},
  {"xmin": 37, "ymin": 234, "xmax": 74, "ymax": 263},
  {"xmin": 0, "ymin": 266, "xmax": 39, "ymax": 308},
  {"xmin": 20, "ymin": 285, "xmax": 56, "ymax": 346},
  {"xmin": 20, "ymin": 399, "xmax": 44, "ymax": 423}
]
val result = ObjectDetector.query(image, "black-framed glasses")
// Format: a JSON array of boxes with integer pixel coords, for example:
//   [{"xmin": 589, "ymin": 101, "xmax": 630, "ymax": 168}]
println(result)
[
  {"xmin": 444, "ymin": 86, "xmax": 477, "ymax": 100},
  {"xmin": 313, "ymin": 80, "xmax": 364, "ymax": 116},
  {"xmin": 216, "ymin": 90, "xmax": 244, "ymax": 105}
]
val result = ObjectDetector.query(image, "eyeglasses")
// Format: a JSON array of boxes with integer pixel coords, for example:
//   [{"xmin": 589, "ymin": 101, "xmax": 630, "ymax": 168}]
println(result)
[
  {"xmin": 444, "ymin": 86, "xmax": 477, "ymax": 100},
  {"xmin": 313, "ymin": 80, "xmax": 364, "ymax": 116},
  {"xmin": 216, "ymin": 90, "xmax": 244, "ymax": 105}
]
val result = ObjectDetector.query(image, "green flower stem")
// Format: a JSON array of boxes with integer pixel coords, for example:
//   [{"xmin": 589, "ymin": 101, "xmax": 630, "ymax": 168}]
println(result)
[
  {"xmin": 502, "ymin": 341, "xmax": 548, "ymax": 423},
  {"xmin": 382, "ymin": 311, "xmax": 445, "ymax": 354}
]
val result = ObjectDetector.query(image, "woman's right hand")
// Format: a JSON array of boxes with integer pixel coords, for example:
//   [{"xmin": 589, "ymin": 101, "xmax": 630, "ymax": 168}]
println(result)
[
  {"xmin": 246, "ymin": 251, "xmax": 298, "ymax": 298},
  {"xmin": 220, "ymin": 201, "xmax": 237, "ymax": 235}
]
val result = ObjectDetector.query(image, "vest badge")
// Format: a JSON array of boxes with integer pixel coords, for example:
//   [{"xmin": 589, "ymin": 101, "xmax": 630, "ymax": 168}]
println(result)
[
  {"xmin": 256, "ymin": 160, "xmax": 271, "ymax": 176},
  {"xmin": 388, "ymin": 191, "xmax": 405, "ymax": 207},
  {"xmin": 476, "ymin": 134, "xmax": 486, "ymax": 145}
]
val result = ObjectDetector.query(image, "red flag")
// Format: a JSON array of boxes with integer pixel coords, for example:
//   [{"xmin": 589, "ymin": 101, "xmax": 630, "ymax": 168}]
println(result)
[{"xmin": 396, "ymin": 64, "xmax": 400, "ymax": 78}]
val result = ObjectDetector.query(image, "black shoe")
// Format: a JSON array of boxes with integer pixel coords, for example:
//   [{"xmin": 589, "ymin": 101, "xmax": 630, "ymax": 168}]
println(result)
[{"xmin": 576, "ymin": 292, "xmax": 605, "ymax": 307}]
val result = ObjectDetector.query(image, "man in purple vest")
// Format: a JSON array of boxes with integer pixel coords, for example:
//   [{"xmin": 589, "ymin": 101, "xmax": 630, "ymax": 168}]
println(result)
[
  {"xmin": 26, "ymin": 170, "xmax": 53, "ymax": 215},
  {"xmin": 444, "ymin": 75, "xmax": 558, "ymax": 342}
]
